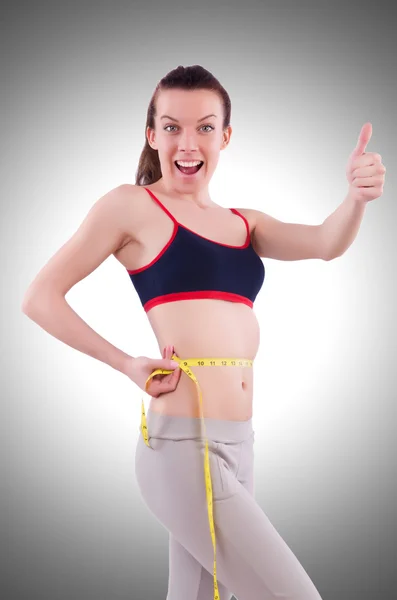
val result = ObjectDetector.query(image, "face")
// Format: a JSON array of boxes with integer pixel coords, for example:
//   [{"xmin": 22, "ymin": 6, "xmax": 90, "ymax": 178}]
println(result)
[{"xmin": 147, "ymin": 88, "xmax": 232, "ymax": 190}]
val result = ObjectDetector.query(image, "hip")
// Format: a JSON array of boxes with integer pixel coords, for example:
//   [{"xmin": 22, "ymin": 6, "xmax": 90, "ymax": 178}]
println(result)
[{"xmin": 149, "ymin": 362, "xmax": 254, "ymax": 420}]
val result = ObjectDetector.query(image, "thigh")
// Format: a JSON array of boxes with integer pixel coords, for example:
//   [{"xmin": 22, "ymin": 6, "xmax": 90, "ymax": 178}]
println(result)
[
  {"xmin": 136, "ymin": 434, "xmax": 235, "ymax": 599},
  {"xmin": 167, "ymin": 534, "xmax": 233, "ymax": 600},
  {"xmin": 212, "ymin": 436, "xmax": 322, "ymax": 600},
  {"xmin": 136, "ymin": 435, "xmax": 322, "ymax": 600},
  {"xmin": 167, "ymin": 435, "xmax": 256, "ymax": 600},
  {"xmin": 211, "ymin": 479, "xmax": 323, "ymax": 600}
]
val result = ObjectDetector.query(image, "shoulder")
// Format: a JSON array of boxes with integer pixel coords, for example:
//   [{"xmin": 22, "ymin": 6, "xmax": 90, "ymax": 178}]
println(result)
[
  {"xmin": 111, "ymin": 183, "xmax": 145, "ymax": 203},
  {"xmin": 107, "ymin": 183, "xmax": 152, "ymax": 217},
  {"xmin": 101, "ymin": 184, "xmax": 151, "ymax": 249}
]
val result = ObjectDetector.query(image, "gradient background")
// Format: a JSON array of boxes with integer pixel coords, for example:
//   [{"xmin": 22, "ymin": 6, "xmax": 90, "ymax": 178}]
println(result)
[{"xmin": 2, "ymin": 1, "xmax": 396, "ymax": 599}]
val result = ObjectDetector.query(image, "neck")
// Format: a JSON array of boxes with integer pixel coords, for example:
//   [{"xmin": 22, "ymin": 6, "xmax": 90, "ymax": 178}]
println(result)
[{"xmin": 158, "ymin": 178, "xmax": 214, "ymax": 209}]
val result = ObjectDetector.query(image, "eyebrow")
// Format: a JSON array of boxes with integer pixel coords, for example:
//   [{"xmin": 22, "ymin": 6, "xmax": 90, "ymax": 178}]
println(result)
[{"xmin": 160, "ymin": 113, "xmax": 217, "ymax": 122}]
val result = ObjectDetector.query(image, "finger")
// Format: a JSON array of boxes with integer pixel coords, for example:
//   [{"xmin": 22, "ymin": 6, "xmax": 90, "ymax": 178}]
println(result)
[
  {"xmin": 352, "ymin": 154, "xmax": 380, "ymax": 169},
  {"xmin": 352, "ymin": 165, "xmax": 377, "ymax": 180},
  {"xmin": 352, "ymin": 176, "xmax": 381, "ymax": 187},
  {"xmin": 167, "ymin": 345, "xmax": 178, "ymax": 368}
]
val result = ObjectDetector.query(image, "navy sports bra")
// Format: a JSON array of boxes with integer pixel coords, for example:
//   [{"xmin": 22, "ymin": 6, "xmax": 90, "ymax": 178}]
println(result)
[{"xmin": 126, "ymin": 187, "xmax": 265, "ymax": 313}]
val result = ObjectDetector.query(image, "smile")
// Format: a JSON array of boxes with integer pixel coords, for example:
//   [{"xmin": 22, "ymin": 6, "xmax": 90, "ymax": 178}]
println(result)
[{"xmin": 174, "ymin": 161, "xmax": 204, "ymax": 175}]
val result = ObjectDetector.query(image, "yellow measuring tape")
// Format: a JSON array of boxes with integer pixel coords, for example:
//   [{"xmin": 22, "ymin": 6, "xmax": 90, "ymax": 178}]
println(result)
[{"xmin": 140, "ymin": 355, "xmax": 254, "ymax": 600}]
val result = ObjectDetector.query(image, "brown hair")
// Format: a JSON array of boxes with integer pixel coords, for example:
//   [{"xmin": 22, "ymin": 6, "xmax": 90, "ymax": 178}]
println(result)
[{"xmin": 135, "ymin": 65, "xmax": 231, "ymax": 187}]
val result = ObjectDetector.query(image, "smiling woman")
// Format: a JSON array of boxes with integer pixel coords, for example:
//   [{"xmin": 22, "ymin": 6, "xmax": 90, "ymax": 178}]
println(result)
[
  {"xmin": 22, "ymin": 64, "xmax": 325, "ymax": 600},
  {"xmin": 135, "ymin": 70, "xmax": 232, "ymax": 200}
]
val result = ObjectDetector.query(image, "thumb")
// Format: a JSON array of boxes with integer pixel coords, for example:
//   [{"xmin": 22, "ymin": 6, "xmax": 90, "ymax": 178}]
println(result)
[
  {"xmin": 159, "ymin": 358, "xmax": 180, "ymax": 369},
  {"xmin": 351, "ymin": 122, "xmax": 372, "ymax": 158}
]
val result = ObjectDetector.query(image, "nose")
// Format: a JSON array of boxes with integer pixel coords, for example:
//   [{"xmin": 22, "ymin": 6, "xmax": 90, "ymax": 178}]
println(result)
[{"xmin": 178, "ymin": 130, "xmax": 199, "ymax": 152}]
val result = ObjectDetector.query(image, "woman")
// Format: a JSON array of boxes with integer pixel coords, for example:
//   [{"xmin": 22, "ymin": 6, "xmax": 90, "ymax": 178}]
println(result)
[{"xmin": 22, "ymin": 65, "xmax": 326, "ymax": 600}]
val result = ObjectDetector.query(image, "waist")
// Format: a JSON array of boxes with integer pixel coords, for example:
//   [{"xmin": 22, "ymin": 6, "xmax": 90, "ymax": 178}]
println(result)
[
  {"xmin": 170, "ymin": 356, "xmax": 254, "ymax": 387},
  {"xmin": 172, "ymin": 356, "xmax": 254, "ymax": 368}
]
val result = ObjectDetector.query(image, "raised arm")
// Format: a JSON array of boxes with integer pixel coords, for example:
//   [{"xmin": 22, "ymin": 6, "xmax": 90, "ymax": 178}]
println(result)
[{"xmin": 247, "ymin": 209, "xmax": 328, "ymax": 261}]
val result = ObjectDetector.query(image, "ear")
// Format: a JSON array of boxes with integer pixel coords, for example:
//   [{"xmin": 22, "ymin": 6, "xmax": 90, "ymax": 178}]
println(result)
[
  {"xmin": 147, "ymin": 126, "xmax": 156, "ymax": 149},
  {"xmin": 221, "ymin": 125, "xmax": 232, "ymax": 148}
]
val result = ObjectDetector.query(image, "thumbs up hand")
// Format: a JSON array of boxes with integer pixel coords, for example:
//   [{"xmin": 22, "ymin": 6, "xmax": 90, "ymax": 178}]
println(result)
[{"xmin": 346, "ymin": 122, "xmax": 386, "ymax": 203}]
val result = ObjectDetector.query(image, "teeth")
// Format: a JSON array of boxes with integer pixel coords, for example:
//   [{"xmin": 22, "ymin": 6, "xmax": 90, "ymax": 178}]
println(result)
[{"xmin": 176, "ymin": 160, "xmax": 203, "ymax": 167}]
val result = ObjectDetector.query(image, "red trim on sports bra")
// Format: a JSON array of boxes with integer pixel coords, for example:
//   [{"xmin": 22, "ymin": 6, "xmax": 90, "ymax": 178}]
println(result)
[{"xmin": 144, "ymin": 291, "xmax": 254, "ymax": 313}]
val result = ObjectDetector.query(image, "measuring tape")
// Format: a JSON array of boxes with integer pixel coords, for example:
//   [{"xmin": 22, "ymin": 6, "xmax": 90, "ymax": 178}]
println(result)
[{"xmin": 140, "ymin": 355, "xmax": 254, "ymax": 600}]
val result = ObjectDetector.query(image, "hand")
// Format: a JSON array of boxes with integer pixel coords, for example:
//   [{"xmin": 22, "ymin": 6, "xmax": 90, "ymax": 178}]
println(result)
[
  {"xmin": 346, "ymin": 122, "xmax": 386, "ymax": 203},
  {"xmin": 125, "ymin": 345, "xmax": 182, "ymax": 397}
]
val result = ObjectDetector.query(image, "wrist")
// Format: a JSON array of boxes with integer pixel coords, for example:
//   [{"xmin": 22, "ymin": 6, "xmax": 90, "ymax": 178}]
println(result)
[
  {"xmin": 113, "ymin": 351, "xmax": 135, "ymax": 376},
  {"xmin": 346, "ymin": 187, "xmax": 368, "ymax": 206}
]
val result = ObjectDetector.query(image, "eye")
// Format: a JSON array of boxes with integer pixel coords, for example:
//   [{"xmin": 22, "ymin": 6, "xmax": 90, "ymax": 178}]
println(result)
[{"xmin": 163, "ymin": 124, "xmax": 215, "ymax": 133}]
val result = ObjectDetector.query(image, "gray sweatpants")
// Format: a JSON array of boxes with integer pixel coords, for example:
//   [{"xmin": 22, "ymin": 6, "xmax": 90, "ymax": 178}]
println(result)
[{"xmin": 135, "ymin": 409, "xmax": 323, "ymax": 600}]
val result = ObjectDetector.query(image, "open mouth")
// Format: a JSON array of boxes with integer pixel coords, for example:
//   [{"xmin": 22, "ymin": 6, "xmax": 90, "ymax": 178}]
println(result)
[{"xmin": 174, "ymin": 161, "xmax": 204, "ymax": 175}]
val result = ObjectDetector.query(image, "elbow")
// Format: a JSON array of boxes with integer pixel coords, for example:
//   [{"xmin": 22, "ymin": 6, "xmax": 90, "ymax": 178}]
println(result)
[
  {"xmin": 21, "ymin": 291, "xmax": 39, "ymax": 316},
  {"xmin": 21, "ymin": 286, "xmax": 35, "ymax": 314},
  {"xmin": 320, "ymin": 240, "xmax": 341, "ymax": 262},
  {"xmin": 21, "ymin": 285, "xmax": 61, "ymax": 316},
  {"xmin": 322, "ymin": 250, "xmax": 342, "ymax": 261}
]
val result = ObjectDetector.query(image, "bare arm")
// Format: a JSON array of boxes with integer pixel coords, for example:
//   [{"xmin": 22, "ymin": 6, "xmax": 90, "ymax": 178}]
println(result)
[{"xmin": 21, "ymin": 185, "xmax": 135, "ymax": 376}]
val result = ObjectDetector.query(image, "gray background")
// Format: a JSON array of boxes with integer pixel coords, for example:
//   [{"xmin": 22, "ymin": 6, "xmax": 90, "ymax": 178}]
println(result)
[{"xmin": 2, "ymin": 1, "xmax": 396, "ymax": 599}]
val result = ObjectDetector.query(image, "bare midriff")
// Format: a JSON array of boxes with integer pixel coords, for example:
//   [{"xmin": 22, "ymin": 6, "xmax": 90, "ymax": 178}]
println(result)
[{"xmin": 114, "ymin": 184, "xmax": 261, "ymax": 421}]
